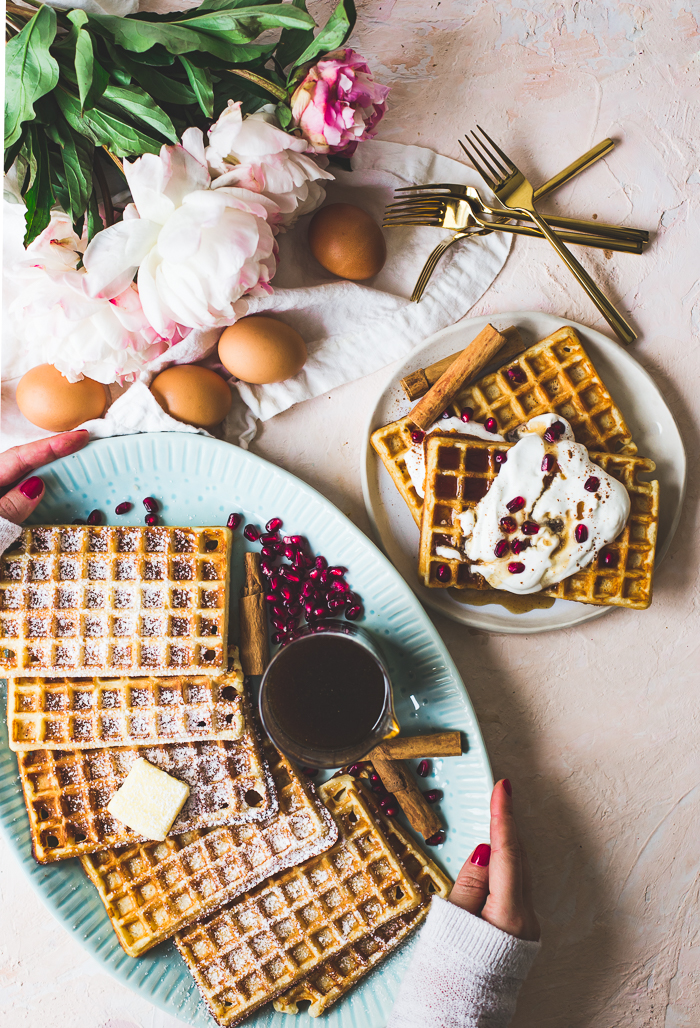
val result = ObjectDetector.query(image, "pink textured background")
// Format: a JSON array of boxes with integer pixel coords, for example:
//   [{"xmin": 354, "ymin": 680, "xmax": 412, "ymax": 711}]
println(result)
[{"xmin": 2, "ymin": 2, "xmax": 698, "ymax": 1026}]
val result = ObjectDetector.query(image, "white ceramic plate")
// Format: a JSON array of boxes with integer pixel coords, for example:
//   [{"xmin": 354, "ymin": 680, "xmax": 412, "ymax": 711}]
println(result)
[
  {"xmin": 361, "ymin": 312, "xmax": 686, "ymax": 634},
  {"xmin": 0, "ymin": 433, "xmax": 492, "ymax": 1028}
]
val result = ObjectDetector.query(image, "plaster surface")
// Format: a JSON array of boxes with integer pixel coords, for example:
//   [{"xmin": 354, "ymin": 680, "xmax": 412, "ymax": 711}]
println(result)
[{"xmin": 2, "ymin": 2, "xmax": 699, "ymax": 1027}]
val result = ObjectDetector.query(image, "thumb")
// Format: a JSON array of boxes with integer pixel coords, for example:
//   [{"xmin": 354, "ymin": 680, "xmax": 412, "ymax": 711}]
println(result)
[
  {"xmin": 448, "ymin": 843, "xmax": 491, "ymax": 915},
  {"xmin": 0, "ymin": 477, "xmax": 45, "ymax": 525}
]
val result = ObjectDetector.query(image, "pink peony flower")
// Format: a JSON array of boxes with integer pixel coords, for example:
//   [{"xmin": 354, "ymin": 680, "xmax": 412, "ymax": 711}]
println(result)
[{"xmin": 290, "ymin": 48, "xmax": 390, "ymax": 156}]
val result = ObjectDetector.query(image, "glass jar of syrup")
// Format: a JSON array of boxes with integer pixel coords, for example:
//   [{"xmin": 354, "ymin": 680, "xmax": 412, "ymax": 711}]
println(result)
[{"xmin": 259, "ymin": 623, "xmax": 398, "ymax": 768}]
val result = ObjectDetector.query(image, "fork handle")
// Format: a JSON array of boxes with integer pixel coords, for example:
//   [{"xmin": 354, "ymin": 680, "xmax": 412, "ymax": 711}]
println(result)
[
  {"xmin": 527, "ymin": 208, "xmax": 637, "ymax": 344},
  {"xmin": 411, "ymin": 233, "xmax": 469, "ymax": 302}
]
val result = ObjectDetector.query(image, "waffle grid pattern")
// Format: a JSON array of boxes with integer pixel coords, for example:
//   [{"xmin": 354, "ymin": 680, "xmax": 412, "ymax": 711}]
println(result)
[
  {"xmin": 274, "ymin": 783, "xmax": 452, "ymax": 1017},
  {"xmin": 419, "ymin": 437, "xmax": 658, "ymax": 609},
  {"xmin": 370, "ymin": 327, "xmax": 637, "ymax": 526},
  {"xmin": 7, "ymin": 659, "xmax": 245, "ymax": 752},
  {"xmin": 0, "ymin": 525, "xmax": 231, "ymax": 676},
  {"xmin": 81, "ymin": 746, "xmax": 338, "ymax": 956},
  {"xmin": 175, "ymin": 775, "xmax": 422, "ymax": 1027},
  {"xmin": 18, "ymin": 718, "xmax": 276, "ymax": 863}
]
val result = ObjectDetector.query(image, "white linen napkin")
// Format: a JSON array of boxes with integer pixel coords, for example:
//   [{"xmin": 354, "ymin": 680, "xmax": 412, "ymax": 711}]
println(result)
[{"xmin": 1, "ymin": 140, "xmax": 510, "ymax": 452}]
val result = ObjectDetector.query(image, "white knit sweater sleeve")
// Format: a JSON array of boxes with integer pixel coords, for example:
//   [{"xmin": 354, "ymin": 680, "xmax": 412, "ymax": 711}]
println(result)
[
  {"xmin": 387, "ymin": 897, "xmax": 540, "ymax": 1028},
  {"xmin": 0, "ymin": 517, "xmax": 22, "ymax": 555}
]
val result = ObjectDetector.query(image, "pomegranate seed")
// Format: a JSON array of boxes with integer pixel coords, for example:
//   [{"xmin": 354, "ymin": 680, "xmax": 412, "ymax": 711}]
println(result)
[
  {"xmin": 261, "ymin": 546, "xmax": 275, "ymax": 557},
  {"xmin": 411, "ymin": 430, "xmax": 425, "ymax": 444},
  {"xmin": 319, "ymin": 569, "xmax": 329, "ymax": 585},
  {"xmin": 266, "ymin": 517, "xmax": 283, "ymax": 533},
  {"xmin": 544, "ymin": 421, "xmax": 565, "ymax": 443},
  {"xmin": 417, "ymin": 760, "xmax": 430, "ymax": 778},
  {"xmin": 315, "ymin": 556, "xmax": 327, "ymax": 570},
  {"xmin": 440, "ymin": 409, "xmax": 451, "ymax": 419},
  {"xmin": 244, "ymin": 525, "xmax": 259, "ymax": 541},
  {"xmin": 268, "ymin": 574, "xmax": 280, "ymax": 592},
  {"xmin": 426, "ymin": 830, "xmax": 445, "ymax": 846},
  {"xmin": 329, "ymin": 566, "xmax": 346, "ymax": 578},
  {"xmin": 495, "ymin": 452, "xmax": 508, "ymax": 465},
  {"xmin": 87, "ymin": 510, "xmax": 102, "ymax": 526},
  {"xmin": 575, "ymin": 524, "xmax": 589, "ymax": 543},
  {"xmin": 271, "ymin": 616, "xmax": 286, "ymax": 630},
  {"xmin": 260, "ymin": 559, "xmax": 272, "ymax": 576},
  {"xmin": 272, "ymin": 632, "xmax": 285, "ymax": 644},
  {"xmin": 494, "ymin": 539, "xmax": 509, "ymax": 558},
  {"xmin": 601, "ymin": 549, "xmax": 618, "ymax": 568},
  {"xmin": 280, "ymin": 585, "xmax": 296, "ymax": 602},
  {"xmin": 287, "ymin": 603, "xmax": 302, "ymax": 617},
  {"xmin": 227, "ymin": 512, "xmax": 242, "ymax": 530},
  {"xmin": 382, "ymin": 803, "xmax": 399, "ymax": 817},
  {"xmin": 345, "ymin": 605, "xmax": 362, "ymax": 621},
  {"xmin": 508, "ymin": 561, "xmax": 525, "ymax": 574},
  {"xmin": 584, "ymin": 476, "xmax": 600, "ymax": 492},
  {"xmin": 521, "ymin": 521, "xmax": 539, "ymax": 535},
  {"xmin": 308, "ymin": 568, "xmax": 321, "ymax": 580},
  {"xmin": 541, "ymin": 454, "xmax": 555, "ymax": 474},
  {"xmin": 302, "ymin": 767, "xmax": 318, "ymax": 777},
  {"xmin": 484, "ymin": 417, "xmax": 498, "ymax": 433},
  {"xmin": 301, "ymin": 582, "xmax": 315, "ymax": 598},
  {"xmin": 506, "ymin": 496, "xmax": 525, "ymax": 513},
  {"xmin": 145, "ymin": 514, "xmax": 158, "ymax": 526},
  {"xmin": 345, "ymin": 592, "xmax": 360, "ymax": 607},
  {"xmin": 506, "ymin": 366, "xmax": 526, "ymax": 384},
  {"xmin": 72, "ymin": 518, "xmax": 86, "ymax": 525},
  {"xmin": 511, "ymin": 538, "xmax": 530, "ymax": 555},
  {"xmin": 281, "ymin": 568, "xmax": 301, "ymax": 582},
  {"xmin": 283, "ymin": 545, "xmax": 295, "ymax": 561},
  {"xmin": 347, "ymin": 763, "xmax": 363, "ymax": 777},
  {"xmin": 272, "ymin": 605, "xmax": 285, "ymax": 617},
  {"xmin": 500, "ymin": 516, "xmax": 517, "ymax": 533},
  {"xmin": 260, "ymin": 532, "xmax": 279, "ymax": 544},
  {"xmin": 265, "ymin": 593, "xmax": 278, "ymax": 603},
  {"xmin": 143, "ymin": 496, "xmax": 158, "ymax": 513},
  {"xmin": 330, "ymin": 580, "xmax": 350, "ymax": 593},
  {"xmin": 115, "ymin": 501, "xmax": 132, "ymax": 515},
  {"xmin": 424, "ymin": 789, "xmax": 442, "ymax": 803},
  {"xmin": 460, "ymin": 407, "xmax": 473, "ymax": 423},
  {"xmin": 435, "ymin": 564, "xmax": 451, "ymax": 583}
]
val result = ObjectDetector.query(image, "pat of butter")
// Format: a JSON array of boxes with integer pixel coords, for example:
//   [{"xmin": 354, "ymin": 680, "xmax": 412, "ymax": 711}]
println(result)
[{"xmin": 107, "ymin": 758, "xmax": 190, "ymax": 841}]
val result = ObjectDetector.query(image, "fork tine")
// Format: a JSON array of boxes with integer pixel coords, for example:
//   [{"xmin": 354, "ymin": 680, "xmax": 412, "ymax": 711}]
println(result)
[
  {"xmin": 458, "ymin": 137, "xmax": 496, "ymax": 191},
  {"xmin": 394, "ymin": 184, "xmax": 455, "ymax": 193},
  {"xmin": 475, "ymin": 125, "xmax": 518, "ymax": 173},
  {"xmin": 385, "ymin": 200, "xmax": 444, "ymax": 213},
  {"xmin": 468, "ymin": 131, "xmax": 508, "ymax": 182},
  {"xmin": 382, "ymin": 218, "xmax": 444, "ymax": 228}
]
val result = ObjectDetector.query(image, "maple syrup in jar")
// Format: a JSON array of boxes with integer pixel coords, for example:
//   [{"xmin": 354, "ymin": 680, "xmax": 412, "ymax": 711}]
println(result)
[{"xmin": 259, "ymin": 624, "xmax": 398, "ymax": 768}]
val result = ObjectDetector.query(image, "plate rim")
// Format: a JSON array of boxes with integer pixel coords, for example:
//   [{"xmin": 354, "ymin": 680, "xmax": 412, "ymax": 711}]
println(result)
[
  {"xmin": 0, "ymin": 430, "xmax": 493, "ymax": 1027},
  {"xmin": 360, "ymin": 311, "xmax": 687, "ymax": 635}
]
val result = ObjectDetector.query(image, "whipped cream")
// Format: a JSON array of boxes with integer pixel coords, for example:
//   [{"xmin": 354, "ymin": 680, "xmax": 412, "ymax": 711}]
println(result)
[
  {"xmin": 404, "ymin": 416, "xmax": 505, "ymax": 498},
  {"xmin": 458, "ymin": 414, "xmax": 630, "ymax": 594}
]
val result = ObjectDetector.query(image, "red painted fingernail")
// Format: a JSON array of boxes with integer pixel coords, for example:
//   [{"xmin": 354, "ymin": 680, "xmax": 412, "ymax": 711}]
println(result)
[
  {"xmin": 471, "ymin": 843, "xmax": 491, "ymax": 867},
  {"xmin": 503, "ymin": 779, "xmax": 512, "ymax": 797},
  {"xmin": 19, "ymin": 477, "xmax": 44, "ymax": 500}
]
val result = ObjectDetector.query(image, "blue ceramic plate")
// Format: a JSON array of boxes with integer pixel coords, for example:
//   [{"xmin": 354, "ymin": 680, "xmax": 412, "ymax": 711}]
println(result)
[{"xmin": 0, "ymin": 433, "xmax": 491, "ymax": 1027}]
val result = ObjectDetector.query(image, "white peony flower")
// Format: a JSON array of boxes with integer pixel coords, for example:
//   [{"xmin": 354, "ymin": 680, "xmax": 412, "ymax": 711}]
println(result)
[
  {"xmin": 82, "ymin": 127, "xmax": 279, "ymax": 336},
  {"xmin": 206, "ymin": 102, "xmax": 333, "ymax": 228},
  {"xmin": 9, "ymin": 212, "xmax": 175, "ymax": 384}
]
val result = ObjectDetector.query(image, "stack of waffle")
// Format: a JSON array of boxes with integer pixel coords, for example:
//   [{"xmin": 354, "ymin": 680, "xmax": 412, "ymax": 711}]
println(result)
[
  {"xmin": 372, "ymin": 326, "xmax": 660, "ymax": 609},
  {"xmin": 1, "ymin": 523, "xmax": 452, "ymax": 1024}
]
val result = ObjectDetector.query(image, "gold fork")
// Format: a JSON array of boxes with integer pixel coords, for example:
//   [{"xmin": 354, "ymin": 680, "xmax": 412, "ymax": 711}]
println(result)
[{"xmin": 460, "ymin": 126, "xmax": 636, "ymax": 344}]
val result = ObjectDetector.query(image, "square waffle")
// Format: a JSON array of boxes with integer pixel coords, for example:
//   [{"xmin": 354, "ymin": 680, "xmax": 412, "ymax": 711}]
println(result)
[
  {"xmin": 17, "ymin": 695, "xmax": 275, "ymax": 864},
  {"xmin": 0, "ymin": 525, "xmax": 232, "ymax": 677},
  {"xmin": 81, "ymin": 744, "xmax": 338, "ymax": 957},
  {"xmin": 7, "ymin": 656, "xmax": 245, "ymax": 753},
  {"xmin": 274, "ymin": 784, "xmax": 452, "ymax": 1017},
  {"xmin": 418, "ymin": 435, "xmax": 658, "ymax": 609},
  {"xmin": 175, "ymin": 774, "xmax": 422, "ymax": 1027},
  {"xmin": 370, "ymin": 326, "xmax": 637, "ymax": 527}
]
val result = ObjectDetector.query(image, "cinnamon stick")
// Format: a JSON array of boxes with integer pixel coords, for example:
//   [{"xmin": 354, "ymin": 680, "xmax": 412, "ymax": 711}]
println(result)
[
  {"xmin": 239, "ymin": 552, "xmax": 269, "ymax": 675},
  {"xmin": 372, "ymin": 731, "xmax": 461, "ymax": 760},
  {"xmin": 401, "ymin": 325, "xmax": 525, "ymax": 401},
  {"xmin": 409, "ymin": 323, "xmax": 507, "ymax": 431},
  {"xmin": 371, "ymin": 746, "xmax": 442, "ymax": 840}
]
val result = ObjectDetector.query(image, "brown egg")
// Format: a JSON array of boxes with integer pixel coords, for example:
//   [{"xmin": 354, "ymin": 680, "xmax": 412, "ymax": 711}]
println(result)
[
  {"xmin": 150, "ymin": 365, "xmax": 232, "ymax": 428},
  {"xmin": 218, "ymin": 316, "xmax": 307, "ymax": 384},
  {"xmin": 308, "ymin": 203, "xmax": 387, "ymax": 281},
  {"xmin": 16, "ymin": 364, "xmax": 108, "ymax": 431}
]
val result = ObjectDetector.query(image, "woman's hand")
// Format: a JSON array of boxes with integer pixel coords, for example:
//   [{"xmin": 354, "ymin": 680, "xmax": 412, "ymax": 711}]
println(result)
[
  {"xmin": 0, "ymin": 431, "xmax": 89, "ymax": 524},
  {"xmin": 449, "ymin": 778, "xmax": 540, "ymax": 942}
]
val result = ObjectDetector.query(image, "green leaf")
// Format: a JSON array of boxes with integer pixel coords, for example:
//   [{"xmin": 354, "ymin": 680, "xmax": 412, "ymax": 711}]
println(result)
[
  {"xmin": 276, "ymin": 0, "xmax": 314, "ymax": 71},
  {"xmin": 23, "ymin": 124, "xmax": 55, "ymax": 246},
  {"xmin": 4, "ymin": 127, "xmax": 27, "ymax": 175},
  {"xmin": 101, "ymin": 84, "xmax": 179, "ymax": 141},
  {"xmin": 179, "ymin": 56, "xmax": 214, "ymax": 117},
  {"xmin": 104, "ymin": 43, "xmax": 196, "ymax": 105},
  {"xmin": 60, "ymin": 125, "xmax": 94, "ymax": 225},
  {"xmin": 290, "ymin": 0, "xmax": 356, "ymax": 74},
  {"xmin": 4, "ymin": 6, "xmax": 60, "ymax": 149},
  {"xmin": 56, "ymin": 87, "xmax": 165, "ymax": 157},
  {"xmin": 71, "ymin": 13, "xmax": 110, "ymax": 113},
  {"xmin": 275, "ymin": 101, "xmax": 292, "ymax": 129},
  {"xmin": 86, "ymin": 186, "xmax": 104, "ymax": 242}
]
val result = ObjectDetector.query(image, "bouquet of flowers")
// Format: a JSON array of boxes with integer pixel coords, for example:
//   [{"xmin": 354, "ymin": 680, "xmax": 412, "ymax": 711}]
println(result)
[{"xmin": 4, "ymin": 0, "xmax": 389, "ymax": 384}]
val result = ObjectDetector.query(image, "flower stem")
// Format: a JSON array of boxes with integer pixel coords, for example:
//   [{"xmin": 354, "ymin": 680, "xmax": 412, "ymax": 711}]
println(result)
[{"xmin": 227, "ymin": 68, "xmax": 288, "ymax": 102}]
